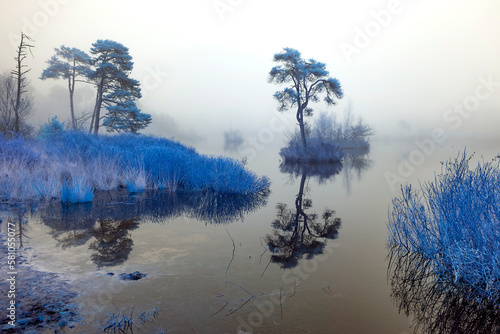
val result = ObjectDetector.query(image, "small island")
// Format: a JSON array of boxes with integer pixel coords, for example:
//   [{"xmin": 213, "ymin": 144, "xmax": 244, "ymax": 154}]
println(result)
[{"xmin": 268, "ymin": 48, "xmax": 373, "ymax": 163}]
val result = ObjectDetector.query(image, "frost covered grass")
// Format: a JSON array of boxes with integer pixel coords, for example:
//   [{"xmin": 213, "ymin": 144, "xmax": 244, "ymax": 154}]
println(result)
[
  {"xmin": 0, "ymin": 132, "xmax": 270, "ymax": 204},
  {"xmin": 61, "ymin": 176, "xmax": 94, "ymax": 203},
  {"xmin": 388, "ymin": 151, "xmax": 500, "ymax": 306}
]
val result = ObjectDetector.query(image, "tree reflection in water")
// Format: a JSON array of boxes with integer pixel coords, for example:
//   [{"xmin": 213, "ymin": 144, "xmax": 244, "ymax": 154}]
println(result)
[
  {"xmin": 266, "ymin": 148, "xmax": 372, "ymax": 269},
  {"xmin": 388, "ymin": 246, "xmax": 500, "ymax": 334},
  {"xmin": 280, "ymin": 147, "xmax": 372, "ymax": 190},
  {"xmin": 89, "ymin": 218, "xmax": 139, "ymax": 268},
  {"xmin": 36, "ymin": 189, "xmax": 269, "ymax": 268},
  {"xmin": 265, "ymin": 161, "xmax": 343, "ymax": 269}
]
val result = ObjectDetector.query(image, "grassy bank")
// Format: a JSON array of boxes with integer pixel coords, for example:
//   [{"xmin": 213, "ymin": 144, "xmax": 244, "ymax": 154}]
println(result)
[{"xmin": 0, "ymin": 132, "xmax": 270, "ymax": 203}]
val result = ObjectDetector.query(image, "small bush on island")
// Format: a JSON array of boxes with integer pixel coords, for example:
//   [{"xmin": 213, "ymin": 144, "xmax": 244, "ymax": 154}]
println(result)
[
  {"xmin": 280, "ymin": 107, "xmax": 373, "ymax": 163},
  {"xmin": 280, "ymin": 131, "xmax": 343, "ymax": 163},
  {"xmin": 388, "ymin": 151, "xmax": 500, "ymax": 306},
  {"xmin": 312, "ymin": 109, "xmax": 373, "ymax": 149},
  {"xmin": 0, "ymin": 132, "xmax": 270, "ymax": 204}
]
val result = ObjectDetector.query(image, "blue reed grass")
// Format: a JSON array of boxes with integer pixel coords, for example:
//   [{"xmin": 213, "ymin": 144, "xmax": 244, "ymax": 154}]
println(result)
[
  {"xmin": 1, "ymin": 132, "xmax": 270, "ymax": 203},
  {"xmin": 388, "ymin": 151, "xmax": 500, "ymax": 305}
]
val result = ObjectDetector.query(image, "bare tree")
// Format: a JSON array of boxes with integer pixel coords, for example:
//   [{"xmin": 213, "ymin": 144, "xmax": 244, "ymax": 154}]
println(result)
[
  {"xmin": 70, "ymin": 109, "xmax": 93, "ymax": 131},
  {"xmin": 0, "ymin": 72, "xmax": 33, "ymax": 137},
  {"xmin": 11, "ymin": 32, "xmax": 34, "ymax": 134}
]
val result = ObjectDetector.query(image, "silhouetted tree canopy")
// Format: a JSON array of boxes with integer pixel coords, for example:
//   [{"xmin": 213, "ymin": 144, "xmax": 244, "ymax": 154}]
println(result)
[{"xmin": 269, "ymin": 47, "xmax": 343, "ymax": 148}]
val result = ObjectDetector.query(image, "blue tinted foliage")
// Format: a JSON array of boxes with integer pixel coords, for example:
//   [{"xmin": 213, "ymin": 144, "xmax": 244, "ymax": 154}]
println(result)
[
  {"xmin": 90, "ymin": 40, "xmax": 133, "ymax": 72},
  {"xmin": 102, "ymin": 101, "xmax": 152, "ymax": 133},
  {"xmin": 40, "ymin": 46, "xmax": 92, "ymax": 81},
  {"xmin": 269, "ymin": 47, "xmax": 344, "ymax": 149},
  {"xmin": 0, "ymin": 134, "xmax": 40, "ymax": 166},
  {"xmin": 388, "ymin": 152, "xmax": 500, "ymax": 306},
  {"xmin": 61, "ymin": 176, "xmax": 94, "ymax": 203},
  {"xmin": 40, "ymin": 46, "xmax": 92, "ymax": 130},
  {"xmin": 280, "ymin": 133, "xmax": 343, "ymax": 163},
  {"xmin": 37, "ymin": 116, "xmax": 65, "ymax": 140},
  {"xmin": 184, "ymin": 156, "xmax": 270, "ymax": 194},
  {"xmin": 311, "ymin": 110, "xmax": 374, "ymax": 149},
  {"xmin": 0, "ymin": 132, "xmax": 270, "ymax": 203},
  {"xmin": 269, "ymin": 47, "xmax": 344, "ymax": 112},
  {"xmin": 88, "ymin": 39, "xmax": 147, "ymax": 134}
]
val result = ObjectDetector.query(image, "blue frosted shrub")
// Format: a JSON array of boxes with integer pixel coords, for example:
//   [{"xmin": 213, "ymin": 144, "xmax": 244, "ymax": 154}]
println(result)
[{"xmin": 388, "ymin": 152, "xmax": 500, "ymax": 305}]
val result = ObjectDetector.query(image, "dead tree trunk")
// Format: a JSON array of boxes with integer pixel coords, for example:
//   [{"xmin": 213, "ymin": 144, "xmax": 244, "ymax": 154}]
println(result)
[{"xmin": 11, "ymin": 32, "xmax": 34, "ymax": 134}]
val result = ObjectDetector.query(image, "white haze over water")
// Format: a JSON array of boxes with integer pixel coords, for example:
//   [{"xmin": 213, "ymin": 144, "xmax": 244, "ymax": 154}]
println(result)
[{"xmin": 1, "ymin": 0, "xmax": 499, "ymax": 147}]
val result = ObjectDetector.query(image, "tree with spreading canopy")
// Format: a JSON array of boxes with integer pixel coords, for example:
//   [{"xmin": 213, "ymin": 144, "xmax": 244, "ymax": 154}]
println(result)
[
  {"xmin": 88, "ymin": 39, "xmax": 151, "ymax": 134},
  {"xmin": 40, "ymin": 46, "xmax": 92, "ymax": 130},
  {"xmin": 268, "ymin": 47, "xmax": 343, "ymax": 148}
]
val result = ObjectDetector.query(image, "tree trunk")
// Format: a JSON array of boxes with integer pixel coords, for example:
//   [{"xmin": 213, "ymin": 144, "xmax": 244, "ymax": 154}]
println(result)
[
  {"xmin": 13, "ymin": 34, "xmax": 23, "ymax": 134},
  {"xmin": 68, "ymin": 77, "xmax": 76, "ymax": 130},
  {"xmin": 92, "ymin": 91, "xmax": 102, "ymax": 134},
  {"xmin": 88, "ymin": 106, "xmax": 95, "ymax": 133},
  {"xmin": 12, "ymin": 32, "xmax": 33, "ymax": 135},
  {"xmin": 92, "ymin": 76, "xmax": 104, "ymax": 134},
  {"xmin": 296, "ymin": 106, "xmax": 307, "ymax": 148},
  {"xmin": 69, "ymin": 60, "xmax": 76, "ymax": 130},
  {"xmin": 294, "ymin": 168, "xmax": 308, "ymax": 241}
]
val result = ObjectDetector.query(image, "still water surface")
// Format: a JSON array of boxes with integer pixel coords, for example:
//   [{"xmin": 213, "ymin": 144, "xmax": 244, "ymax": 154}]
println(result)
[{"xmin": 8, "ymin": 140, "xmax": 500, "ymax": 333}]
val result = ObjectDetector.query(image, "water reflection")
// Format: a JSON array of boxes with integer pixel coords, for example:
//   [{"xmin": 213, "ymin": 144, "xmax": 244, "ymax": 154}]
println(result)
[
  {"xmin": 265, "ymin": 162, "xmax": 343, "ymax": 269},
  {"xmin": 340, "ymin": 147, "xmax": 373, "ymax": 195},
  {"xmin": 223, "ymin": 129, "xmax": 244, "ymax": 153},
  {"xmin": 388, "ymin": 246, "xmax": 500, "ymax": 333},
  {"xmin": 4, "ymin": 206, "xmax": 29, "ymax": 248},
  {"xmin": 280, "ymin": 147, "xmax": 372, "ymax": 193},
  {"xmin": 89, "ymin": 218, "xmax": 139, "ymax": 268},
  {"xmin": 36, "ymin": 189, "xmax": 268, "ymax": 268},
  {"xmin": 265, "ymin": 149, "xmax": 372, "ymax": 269}
]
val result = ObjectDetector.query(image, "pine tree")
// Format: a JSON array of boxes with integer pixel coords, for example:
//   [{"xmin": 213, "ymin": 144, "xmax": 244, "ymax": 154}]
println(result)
[
  {"xmin": 269, "ymin": 48, "xmax": 343, "ymax": 148},
  {"xmin": 88, "ymin": 40, "xmax": 150, "ymax": 134},
  {"xmin": 40, "ymin": 46, "xmax": 92, "ymax": 130}
]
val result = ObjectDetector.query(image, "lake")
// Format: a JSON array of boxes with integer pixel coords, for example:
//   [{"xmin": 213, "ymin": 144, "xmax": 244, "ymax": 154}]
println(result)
[{"xmin": 2, "ymin": 138, "xmax": 499, "ymax": 333}]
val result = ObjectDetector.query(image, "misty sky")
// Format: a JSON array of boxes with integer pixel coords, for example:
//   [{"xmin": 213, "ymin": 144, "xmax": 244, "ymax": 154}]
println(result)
[{"xmin": 1, "ymin": 0, "xmax": 499, "ymax": 146}]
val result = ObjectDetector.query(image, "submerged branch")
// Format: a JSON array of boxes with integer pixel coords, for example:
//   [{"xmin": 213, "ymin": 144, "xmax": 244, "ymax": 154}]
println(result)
[
  {"xmin": 225, "ymin": 229, "xmax": 236, "ymax": 275},
  {"xmin": 224, "ymin": 281, "xmax": 255, "ymax": 316}
]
